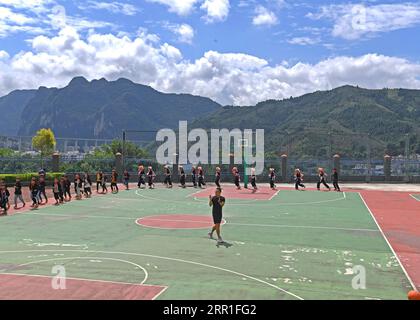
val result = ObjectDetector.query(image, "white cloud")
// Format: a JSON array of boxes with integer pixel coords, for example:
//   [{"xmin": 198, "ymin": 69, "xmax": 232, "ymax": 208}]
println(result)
[
  {"xmin": 201, "ymin": 0, "xmax": 230, "ymax": 23},
  {"xmin": 165, "ymin": 23, "xmax": 195, "ymax": 44},
  {"xmin": 1, "ymin": 28, "xmax": 420, "ymax": 106},
  {"xmin": 0, "ymin": 50, "xmax": 9, "ymax": 60},
  {"xmin": 146, "ymin": 0, "xmax": 198, "ymax": 16},
  {"xmin": 79, "ymin": 1, "xmax": 140, "ymax": 16},
  {"xmin": 287, "ymin": 36, "xmax": 320, "ymax": 46},
  {"xmin": 0, "ymin": 2, "xmax": 115, "ymax": 38},
  {"xmin": 309, "ymin": 3, "xmax": 420, "ymax": 40},
  {"xmin": 252, "ymin": 6, "xmax": 278, "ymax": 26}
]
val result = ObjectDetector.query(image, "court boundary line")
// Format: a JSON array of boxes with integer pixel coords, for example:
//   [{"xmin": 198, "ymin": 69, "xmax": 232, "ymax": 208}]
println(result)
[
  {"xmin": 0, "ymin": 249, "xmax": 304, "ymax": 300},
  {"xmin": 358, "ymin": 192, "xmax": 417, "ymax": 291},
  {"xmin": 409, "ymin": 194, "xmax": 420, "ymax": 202}
]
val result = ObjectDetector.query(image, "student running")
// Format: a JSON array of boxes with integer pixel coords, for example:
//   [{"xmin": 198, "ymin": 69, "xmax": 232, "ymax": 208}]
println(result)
[
  {"xmin": 29, "ymin": 178, "xmax": 40, "ymax": 209},
  {"xmin": 269, "ymin": 168, "xmax": 277, "ymax": 190},
  {"xmin": 198, "ymin": 166, "xmax": 206, "ymax": 189},
  {"xmin": 191, "ymin": 166, "xmax": 197, "ymax": 188},
  {"xmin": 52, "ymin": 177, "xmax": 63, "ymax": 205},
  {"xmin": 137, "ymin": 165, "xmax": 146, "ymax": 189},
  {"xmin": 123, "ymin": 170, "xmax": 130, "ymax": 190},
  {"xmin": 163, "ymin": 165, "xmax": 173, "ymax": 188},
  {"xmin": 295, "ymin": 169, "xmax": 306, "ymax": 190},
  {"xmin": 332, "ymin": 168, "xmax": 341, "ymax": 192},
  {"xmin": 84, "ymin": 173, "xmax": 92, "ymax": 198},
  {"xmin": 96, "ymin": 171, "xmax": 102, "ymax": 193},
  {"xmin": 215, "ymin": 167, "xmax": 221, "ymax": 188},
  {"xmin": 111, "ymin": 169, "xmax": 119, "ymax": 193},
  {"xmin": 0, "ymin": 183, "xmax": 10, "ymax": 215},
  {"xmin": 13, "ymin": 178, "xmax": 25, "ymax": 209},
  {"xmin": 147, "ymin": 166, "xmax": 155, "ymax": 189},
  {"xmin": 317, "ymin": 168, "xmax": 331, "ymax": 191},
  {"xmin": 232, "ymin": 167, "xmax": 241, "ymax": 190},
  {"xmin": 179, "ymin": 165, "xmax": 186, "ymax": 188},
  {"xmin": 250, "ymin": 167, "xmax": 258, "ymax": 192},
  {"xmin": 38, "ymin": 175, "xmax": 48, "ymax": 205}
]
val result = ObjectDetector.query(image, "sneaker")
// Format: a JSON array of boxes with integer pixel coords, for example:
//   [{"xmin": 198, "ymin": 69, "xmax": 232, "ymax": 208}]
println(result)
[
  {"xmin": 217, "ymin": 238, "xmax": 224, "ymax": 244},
  {"xmin": 208, "ymin": 233, "xmax": 214, "ymax": 239}
]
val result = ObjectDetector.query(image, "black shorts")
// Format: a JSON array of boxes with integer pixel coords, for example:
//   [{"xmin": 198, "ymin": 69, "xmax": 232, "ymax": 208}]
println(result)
[{"xmin": 212, "ymin": 213, "xmax": 222, "ymax": 224}]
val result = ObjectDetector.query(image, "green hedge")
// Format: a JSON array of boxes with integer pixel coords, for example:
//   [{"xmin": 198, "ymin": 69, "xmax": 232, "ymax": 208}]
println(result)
[{"xmin": 0, "ymin": 172, "xmax": 64, "ymax": 184}]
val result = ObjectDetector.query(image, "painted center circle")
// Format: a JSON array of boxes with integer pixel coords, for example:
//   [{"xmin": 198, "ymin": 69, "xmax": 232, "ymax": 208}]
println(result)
[{"xmin": 136, "ymin": 214, "xmax": 226, "ymax": 230}]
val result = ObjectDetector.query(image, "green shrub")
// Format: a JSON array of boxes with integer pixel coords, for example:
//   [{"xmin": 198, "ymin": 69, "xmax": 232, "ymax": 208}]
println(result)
[{"xmin": 0, "ymin": 172, "xmax": 64, "ymax": 184}]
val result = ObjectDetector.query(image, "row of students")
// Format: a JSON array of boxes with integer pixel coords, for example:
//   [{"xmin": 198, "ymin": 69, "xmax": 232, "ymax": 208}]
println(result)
[
  {"xmin": 293, "ymin": 168, "xmax": 340, "ymax": 191},
  {"xmin": 135, "ymin": 165, "xmax": 278, "ymax": 191}
]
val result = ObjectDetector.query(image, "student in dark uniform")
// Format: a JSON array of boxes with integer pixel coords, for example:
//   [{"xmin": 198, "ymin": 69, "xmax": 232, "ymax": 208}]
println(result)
[
  {"xmin": 332, "ymin": 168, "xmax": 341, "ymax": 192},
  {"xmin": 137, "ymin": 165, "xmax": 146, "ymax": 189},
  {"xmin": 63, "ymin": 175, "xmax": 72, "ymax": 201},
  {"xmin": 123, "ymin": 170, "xmax": 130, "ymax": 190},
  {"xmin": 269, "ymin": 168, "xmax": 277, "ymax": 190},
  {"xmin": 101, "ymin": 173, "xmax": 108, "ymax": 193},
  {"xmin": 0, "ymin": 183, "xmax": 10, "ymax": 215},
  {"xmin": 52, "ymin": 178, "xmax": 63, "ymax": 205},
  {"xmin": 232, "ymin": 167, "xmax": 241, "ymax": 190},
  {"xmin": 13, "ymin": 178, "xmax": 25, "ymax": 209},
  {"xmin": 191, "ymin": 166, "xmax": 197, "ymax": 188},
  {"xmin": 198, "ymin": 166, "xmax": 206, "ymax": 189},
  {"xmin": 215, "ymin": 167, "xmax": 221, "ymax": 188},
  {"xmin": 179, "ymin": 165, "xmax": 186, "ymax": 188},
  {"xmin": 294, "ymin": 169, "xmax": 306, "ymax": 190},
  {"xmin": 38, "ymin": 175, "xmax": 48, "ymax": 204},
  {"xmin": 83, "ymin": 173, "xmax": 92, "ymax": 198},
  {"xmin": 96, "ymin": 171, "xmax": 102, "ymax": 193},
  {"xmin": 317, "ymin": 168, "xmax": 331, "ymax": 191},
  {"xmin": 111, "ymin": 169, "xmax": 119, "ymax": 193},
  {"xmin": 74, "ymin": 174, "xmax": 83, "ymax": 200},
  {"xmin": 250, "ymin": 167, "xmax": 258, "ymax": 192},
  {"xmin": 29, "ymin": 178, "xmax": 40, "ymax": 209},
  {"xmin": 163, "ymin": 165, "xmax": 173, "ymax": 188},
  {"xmin": 147, "ymin": 166, "xmax": 155, "ymax": 189},
  {"xmin": 208, "ymin": 188, "xmax": 226, "ymax": 244},
  {"xmin": 59, "ymin": 177, "xmax": 65, "ymax": 203}
]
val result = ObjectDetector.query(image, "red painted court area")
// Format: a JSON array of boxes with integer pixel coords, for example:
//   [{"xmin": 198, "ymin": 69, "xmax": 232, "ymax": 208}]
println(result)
[
  {"xmin": 360, "ymin": 191, "xmax": 420, "ymax": 290},
  {"xmin": 0, "ymin": 274, "xmax": 166, "ymax": 300},
  {"xmin": 136, "ymin": 214, "xmax": 224, "ymax": 229},
  {"xmin": 192, "ymin": 186, "xmax": 278, "ymax": 200}
]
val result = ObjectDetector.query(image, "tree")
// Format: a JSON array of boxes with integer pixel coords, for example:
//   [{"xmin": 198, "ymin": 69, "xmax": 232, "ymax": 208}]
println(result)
[
  {"xmin": 91, "ymin": 140, "xmax": 148, "ymax": 158},
  {"xmin": 32, "ymin": 128, "xmax": 56, "ymax": 168}
]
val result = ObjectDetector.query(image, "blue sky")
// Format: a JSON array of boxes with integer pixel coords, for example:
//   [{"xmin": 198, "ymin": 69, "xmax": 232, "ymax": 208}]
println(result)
[{"xmin": 0, "ymin": 0, "xmax": 420, "ymax": 105}]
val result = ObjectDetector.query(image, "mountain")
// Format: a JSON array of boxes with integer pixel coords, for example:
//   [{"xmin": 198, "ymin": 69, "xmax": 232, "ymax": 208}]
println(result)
[
  {"xmin": 0, "ymin": 89, "xmax": 37, "ymax": 136},
  {"xmin": 190, "ymin": 86, "xmax": 420, "ymax": 158},
  {"xmin": 1, "ymin": 79, "xmax": 419, "ymax": 158},
  {"xmin": 15, "ymin": 77, "xmax": 221, "ymax": 139}
]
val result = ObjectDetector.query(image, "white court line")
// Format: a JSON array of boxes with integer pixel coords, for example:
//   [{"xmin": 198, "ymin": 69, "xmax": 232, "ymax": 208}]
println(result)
[
  {"xmin": 226, "ymin": 222, "xmax": 379, "ymax": 233},
  {"xmin": 23, "ymin": 212, "xmax": 368, "ymax": 232},
  {"xmin": 409, "ymin": 194, "xmax": 420, "ymax": 202},
  {"xmin": 135, "ymin": 189, "xmax": 347, "ymax": 207},
  {"xmin": 135, "ymin": 216, "xmax": 227, "ymax": 230},
  {"xmin": 358, "ymin": 192, "xmax": 417, "ymax": 291},
  {"xmin": 0, "ymin": 249, "xmax": 304, "ymax": 300},
  {"xmin": 13, "ymin": 256, "xmax": 149, "ymax": 285},
  {"xmin": 268, "ymin": 190, "xmax": 280, "ymax": 201},
  {"xmin": 25, "ymin": 212, "xmax": 134, "ymax": 220}
]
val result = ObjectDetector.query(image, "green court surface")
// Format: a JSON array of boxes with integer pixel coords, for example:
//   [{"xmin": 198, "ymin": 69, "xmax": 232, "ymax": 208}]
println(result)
[
  {"xmin": 411, "ymin": 194, "xmax": 420, "ymax": 201},
  {"xmin": 0, "ymin": 187, "xmax": 413, "ymax": 300}
]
